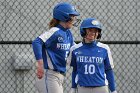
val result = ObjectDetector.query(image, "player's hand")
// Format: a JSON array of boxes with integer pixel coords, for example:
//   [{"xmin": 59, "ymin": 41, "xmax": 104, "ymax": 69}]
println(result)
[
  {"xmin": 112, "ymin": 90, "xmax": 117, "ymax": 93},
  {"xmin": 36, "ymin": 60, "xmax": 44, "ymax": 79},
  {"xmin": 69, "ymin": 88, "xmax": 76, "ymax": 93}
]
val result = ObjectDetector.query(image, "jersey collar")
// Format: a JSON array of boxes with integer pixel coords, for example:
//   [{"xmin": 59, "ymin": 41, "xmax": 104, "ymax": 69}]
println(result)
[{"xmin": 83, "ymin": 40, "xmax": 97, "ymax": 47}]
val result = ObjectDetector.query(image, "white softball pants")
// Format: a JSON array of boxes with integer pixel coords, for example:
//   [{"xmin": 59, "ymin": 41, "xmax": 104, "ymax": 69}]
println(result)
[
  {"xmin": 78, "ymin": 86, "xmax": 109, "ymax": 93},
  {"xmin": 45, "ymin": 69, "xmax": 65, "ymax": 93}
]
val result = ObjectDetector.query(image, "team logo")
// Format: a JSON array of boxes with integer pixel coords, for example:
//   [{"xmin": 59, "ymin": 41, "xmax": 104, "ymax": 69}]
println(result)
[
  {"xmin": 91, "ymin": 20, "xmax": 99, "ymax": 25},
  {"xmin": 72, "ymin": 6, "xmax": 76, "ymax": 11},
  {"xmin": 98, "ymin": 50, "xmax": 101, "ymax": 52},
  {"xmin": 75, "ymin": 51, "xmax": 82, "ymax": 55},
  {"xmin": 78, "ymin": 51, "xmax": 82, "ymax": 54},
  {"xmin": 58, "ymin": 37, "xmax": 64, "ymax": 42}
]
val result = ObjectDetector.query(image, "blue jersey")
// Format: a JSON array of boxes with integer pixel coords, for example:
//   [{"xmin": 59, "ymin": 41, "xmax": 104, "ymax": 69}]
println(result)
[
  {"xmin": 70, "ymin": 41, "xmax": 114, "ymax": 87},
  {"xmin": 32, "ymin": 25, "xmax": 74, "ymax": 73}
]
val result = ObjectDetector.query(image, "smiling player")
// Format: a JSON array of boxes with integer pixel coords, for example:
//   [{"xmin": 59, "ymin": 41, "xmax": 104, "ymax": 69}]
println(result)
[{"xmin": 69, "ymin": 18, "xmax": 117, "ymax": 93}]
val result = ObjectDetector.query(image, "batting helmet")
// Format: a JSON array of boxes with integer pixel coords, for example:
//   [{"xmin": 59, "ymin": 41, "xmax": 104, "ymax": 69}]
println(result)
[
  {"xmin": 80, "ymin": 18, "xmax": 102, "ymax": 39},
  {"xmin": 53, "ymin": 2, "xmax": 80, "ymax": 22}
]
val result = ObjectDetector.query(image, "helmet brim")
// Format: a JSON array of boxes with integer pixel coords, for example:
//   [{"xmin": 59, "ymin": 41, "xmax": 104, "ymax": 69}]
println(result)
[
  {"xmin": 69, "ymin": 11, "xmax": 80, "ymax": 16},
  {"xmin": 82, "ymin": 26, "xmax": 101, "ymax": 31}
]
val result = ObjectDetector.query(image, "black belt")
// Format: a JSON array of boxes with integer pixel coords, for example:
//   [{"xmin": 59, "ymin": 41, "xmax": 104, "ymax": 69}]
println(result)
[
  {"xmin": 47, "ymin": 68, "xmax": 66, "ymax": 76},
  {"xmin": 53, "ymin": 69, "xmax": 66, "ymax": 76},
  {"xmin": 81, "ymin": 86, "xmax": 103, "ymax": 88}
]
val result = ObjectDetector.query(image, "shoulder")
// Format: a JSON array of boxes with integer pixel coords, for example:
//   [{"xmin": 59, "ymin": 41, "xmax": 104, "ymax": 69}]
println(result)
[
  {"xmin": 38, "ymin": 27, "xmax": 60, "ymax": 42},
  {"xmin": 48, "ymin": 27, "xmax": 60, "ymax": 34},
  {"xmin": 71, "ymin": 42, "xmax": 83, "ymax": 52},
  {"xmin": 40, "ymin": 27, "xmax": 60, "ymax": 36},
  {"xmin": 97, "ymin": 42, "xmax": 110, "ymax": 51}
]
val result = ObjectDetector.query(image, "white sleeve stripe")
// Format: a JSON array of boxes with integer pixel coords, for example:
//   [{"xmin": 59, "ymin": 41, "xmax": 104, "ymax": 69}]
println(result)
[
  {"xmin": 75, "ymin": 75, "xmax": 78, "ymax": 84},
  {"xmin": 107, "ymin": 47, "xmax": 114, "ymax": 68},
  {"xmin": 39, "ymin": 27, "xmax": 59, "ymax": 42},
  {"xmin": 104, "ymin": 74, "xmax": 108, "ymax": 85},
  {"xmin": 97, "ymin": 42, "xmax": 114, "ymax": 68}
]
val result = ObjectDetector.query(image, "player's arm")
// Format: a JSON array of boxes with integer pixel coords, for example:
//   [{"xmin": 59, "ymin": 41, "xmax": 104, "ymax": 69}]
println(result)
[
  {"xmin": 105, "ymin": 69, "xmax": 117, "ymax": 93},
  {"xmin": 104, "ymin": 45, "xmax": 117, "ymax": 93},
  {"xmin": 32, "ymin": 29, "xmax": 57, "ymax": 62},
  {"xmin": 32, "ymin": 37, "xmax": 45, "ymax": 79},
  {"xmin": 70, "ymin": 51, "xmax": 77, "ymax": 93},
  {"xmin": 32, "ymin": 37, "xmax": 44, "ymax": 60},
  {"xmin": 71, "ymin": 67, "xmax": 77, "ymax": 88}
]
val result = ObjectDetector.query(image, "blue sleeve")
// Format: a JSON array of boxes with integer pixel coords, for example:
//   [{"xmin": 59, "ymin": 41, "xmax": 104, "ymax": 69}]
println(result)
[
  {"xmin": 72, "ymin": 70, "xmax": 77, "ymax": 88},
  {"xmin": 32, "ymin": 37, "xmax": 44, "ymax": 60},
  {"xmin": 104, "ymin": 54, "xmax": 112, "ymax": 70},
  {"xmin": 70, "ymin": 51, "xmax": 77, "ymax": 88},
  {"xmin": 104, "ymin": 46, "xmax": 114, "ymax": 70},
  {"xmin": 70, "ymin": 52, "xmax": 76, "ymax": 67},
  {"xmin": 105, "ymin": 69, "xmax": 116, "ymax": 92}
]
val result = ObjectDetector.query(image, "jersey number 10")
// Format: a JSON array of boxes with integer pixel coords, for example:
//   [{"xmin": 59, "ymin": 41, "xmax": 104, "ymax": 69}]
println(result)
[{"xmin": 84, "ymin": 64, "xmax": 95, "ymax": 74}]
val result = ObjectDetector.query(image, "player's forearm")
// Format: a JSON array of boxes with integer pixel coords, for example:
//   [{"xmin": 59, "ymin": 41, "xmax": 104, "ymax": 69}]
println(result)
[
  {"xmin": 36, "ymin": 59, "xmax": 44, "ymax": 79},
  {"xmin": 37, "ymin": 59, "xmax": 44, "ymax": 66},
  {"xmin": 105, "ymin": 69, "xmax": 116, "ymax": 92}
]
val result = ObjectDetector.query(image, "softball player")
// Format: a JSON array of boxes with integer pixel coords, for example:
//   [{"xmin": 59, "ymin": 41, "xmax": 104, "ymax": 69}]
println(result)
[
  {"xmin": 32, "ymin": 2, "xmax": 80, "ymax": 93},
  {"xmin": 69, "ymin": 18, "xmax": 117, "ymax": 93}
]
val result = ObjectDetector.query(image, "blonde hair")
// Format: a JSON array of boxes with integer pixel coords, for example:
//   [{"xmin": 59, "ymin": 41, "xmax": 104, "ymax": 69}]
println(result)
[{"xmin": 49, "ymin": 18, "xmax": 60, "ymax": 29}]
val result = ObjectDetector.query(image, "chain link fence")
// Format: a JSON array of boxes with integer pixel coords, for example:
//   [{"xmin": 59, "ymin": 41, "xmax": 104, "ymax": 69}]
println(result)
[{"xmin": 0, "ymin": 0, "xmax": 139, "ymax": 93}]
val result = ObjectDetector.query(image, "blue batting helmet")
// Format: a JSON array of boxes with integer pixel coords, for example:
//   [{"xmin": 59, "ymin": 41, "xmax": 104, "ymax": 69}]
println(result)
[
  {"xmin": 53, "ymin": 2, "xmax": 80, "ymax": 22},
  {"xmin": 80, "ymin": 18, "xmax": 102, "ymax": 39}
]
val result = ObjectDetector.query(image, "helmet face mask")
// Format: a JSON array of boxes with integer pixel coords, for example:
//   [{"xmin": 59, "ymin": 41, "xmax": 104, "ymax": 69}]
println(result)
[
  {"xmin": 53, "ymin": 2, "xmax": 80, "ymax": 22},
  {"xmin": 80, "ymin": 18, "xmax": 102, "ymax": 39}
]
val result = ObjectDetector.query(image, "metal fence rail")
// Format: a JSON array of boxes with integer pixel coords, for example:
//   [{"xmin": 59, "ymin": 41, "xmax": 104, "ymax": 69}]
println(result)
[{"xmin": 0, "ymin": 0, "xmax": 139, "ymax": 93}]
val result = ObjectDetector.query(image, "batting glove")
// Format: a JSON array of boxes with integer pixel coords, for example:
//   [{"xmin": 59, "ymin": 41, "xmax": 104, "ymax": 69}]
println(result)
[
  {"xmin": 111, "ymin": 90, "xmax": 117, "ymax": 93},
  {"xmin": 69, "ymin": 88, "xmax": 76, "ymax": 93}
]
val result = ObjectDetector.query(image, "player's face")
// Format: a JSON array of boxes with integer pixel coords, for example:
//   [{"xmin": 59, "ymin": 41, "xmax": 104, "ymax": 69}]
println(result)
[
  {"xmin": 85, "ymin": 28, "xmax": 99, "ymax": 42},
  {"xmin": 65, "ymin": 15, "xmax": 76, "ymax": 28}
]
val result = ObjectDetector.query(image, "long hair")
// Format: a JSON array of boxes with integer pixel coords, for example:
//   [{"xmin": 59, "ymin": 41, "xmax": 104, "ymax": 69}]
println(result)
[{"xmin": 49, "ymin": 18, "xmax": 60, "ymax": 29}]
